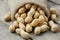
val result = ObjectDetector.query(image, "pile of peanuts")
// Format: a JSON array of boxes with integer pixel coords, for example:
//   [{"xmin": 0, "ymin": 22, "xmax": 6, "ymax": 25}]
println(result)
[{"xmin": 4, "ymin": 3, "xmax": 58, "ymax": 39}]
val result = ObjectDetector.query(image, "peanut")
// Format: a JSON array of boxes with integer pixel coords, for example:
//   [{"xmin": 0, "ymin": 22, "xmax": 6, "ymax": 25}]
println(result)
[
  {"xmin": 16, "ymin": 28, "xmax": 22, "ymax": 34},
  {"xmin": 27, "ymin": 5, "xmax": 36, "ymax": 16},
  {"xmin": 41, "ymin": 25, "xmax": 49, "ymax": 32},
  {"xmin": 4, "ymin": 12, "xmax": 11, "ymax": 22},
  {"xmin": 19, "ymin": 23, "xmax": 26, "ymax": 30},
  {"xmin": 39, "ymin": 10, "xmax": 45, "ymax": 16},
  {"xmin": 27, "ymin": 8, "xmax": 35, "ymax": 17},
  {"xmin": 17, "ymin": 17, "xmax": 24, "ymax": 23},
  {"xmin": 18, "ymin": 7, "xmax": 26, "ymax": 14},
  {"xmin": 13, "ymin": 21, "xmax": 19, "ymax": 28},
  {"xmin": 51, "ymin": 14, "xmax": 57, "ymax": 21},
  {"xmin": 49, "ymin": 20, "xmax": 58, "ymax": 32},
  {"xmin": 39, "ymin": 15, "xmax": 45, "ymax": 23},
  {"xmin": 43, "ymin": 22, "xmax": 48, "ymax": 25},
  {"xmin": 25, "ymin": 3, "xmax": 31, "ymax": 9},
  {"xmin": 20, "ymin": 29, "xmax": 30, "ymax": 39},
  {"xmin": 25, "ymin": 16, "xmax": 33, "ymax": 23},
  {"xmin": 26, "ymin": 24, "xmax": 32, "ymax": 32},
  {"xmin": 21, "ymin": 13, "xmax": 26, "ymax": 19},
  {"xmin": 50, "ymin": 8, "xmax": 57, "ymax": 14},
  {"xmin": 34, "ymin": 25, "xmax": 49, "ymax": 35},
  {"xmin": 16, "ymin": 29, "xmax": 30, "ymax": 39},
  {"xmin": 15, "ymin": 13, "xmax": 20, "ymax": 19},
  {"xmin": 37, "ymin": 7, "xmax": 41, "ymax": 11},
  {"xmin": 34, "ymin": 11, "xmax": 40, "ymax": 19},
  {"xmin": 44, "ymin": 16, "xmax": 48, "ymax": 22},
  {"xmin": 30, "ymin": 19, "xmax": 39, "ymax": 27},
  {"xmin": 9, "ymin": 25, "xmax": 15, "ymax": 32},
  {"xmin": 31, "ymin": 5, "xmax": 37, "ymax": 10},
  {"xmin": 34, "ymin": 27, "xmax": 41, "ymax": 35}
]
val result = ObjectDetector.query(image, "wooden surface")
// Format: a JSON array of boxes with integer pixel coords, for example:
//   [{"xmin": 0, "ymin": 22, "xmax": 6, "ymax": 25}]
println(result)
[{"xmin": 0, "ymin": 0, "xmax": 60, "ymax": 40}]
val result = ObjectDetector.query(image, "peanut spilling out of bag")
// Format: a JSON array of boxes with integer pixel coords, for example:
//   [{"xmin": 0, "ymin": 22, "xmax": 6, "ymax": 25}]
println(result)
[
  {"xmin": 49, "ymin": 20, "xmax": 58, "ymax": 32},
  {"xmin": 34, "ymin": 24, "xmax": 49, "ymax": 35},
  {"xmin": 16, "ymin": 28, "xmax": 30, "ymax": 39},
  {"xmin": 4, "ymin": 12, "xmax": 11, "ymax": 22},
  {"xmin": 50, "ymin": 8, "xmax": 57, "ymax": 21},
  {"xmin": 4, "ymin": 3, "xmax": 59, "ymax": 39}
]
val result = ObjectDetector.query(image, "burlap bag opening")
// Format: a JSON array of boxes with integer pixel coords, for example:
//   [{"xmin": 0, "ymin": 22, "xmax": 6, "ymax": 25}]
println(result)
[
  {"xmin": 0, "ymin": 0, "xmax": 50, "ymax": 25},
  {"xmin": 8, "ymin": 0, "xmax": 50, "ymax": 20}
]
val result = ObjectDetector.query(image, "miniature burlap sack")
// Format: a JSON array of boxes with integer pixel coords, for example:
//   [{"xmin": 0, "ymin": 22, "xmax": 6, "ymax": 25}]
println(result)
[{"xmin": 8, "ymin": 0, "xmax": 50, "ymax": 20}]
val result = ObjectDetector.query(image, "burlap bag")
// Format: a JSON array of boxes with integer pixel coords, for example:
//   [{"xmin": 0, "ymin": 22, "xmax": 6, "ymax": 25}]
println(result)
[
  {"xmin": 8, "ymin": 0, "xmax": 50, "ymax": 20},
  {"xmin": 0, "ymin": 0, "xmax": 50, "ymax": 25}
]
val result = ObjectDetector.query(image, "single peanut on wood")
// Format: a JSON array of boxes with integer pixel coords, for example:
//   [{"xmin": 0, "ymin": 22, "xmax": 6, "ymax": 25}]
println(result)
[
  {"xmin": 51, "ymin": 14, "xmax": 57, "ymax": 21},
  {"xmin": 4, "ymin": 12, "xmax": 11, "ymax": 22},
  {"xmin": 49, "ymin": 20, "xmax": 58, "ymax": 32},
  {"xmin": 50, "ymin": 8, "xmax": 57, "ymax": 14}
]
